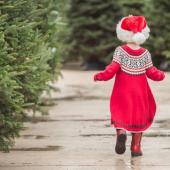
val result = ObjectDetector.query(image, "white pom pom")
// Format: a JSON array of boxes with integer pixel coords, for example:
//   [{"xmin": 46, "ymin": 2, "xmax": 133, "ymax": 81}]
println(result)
[{"xmin": 132, "ymin": 32, "xmax": 146, "ymax": 45}]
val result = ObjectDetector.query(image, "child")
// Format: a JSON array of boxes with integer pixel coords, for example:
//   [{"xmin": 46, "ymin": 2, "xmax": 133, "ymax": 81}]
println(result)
[{"xmin": 93, "ymin": 15, "xmax": 165, "ymax": 157}]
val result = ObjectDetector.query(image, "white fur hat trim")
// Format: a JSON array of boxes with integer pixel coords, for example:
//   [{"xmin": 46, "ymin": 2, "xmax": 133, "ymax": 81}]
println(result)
[{"xmin": 116, "ymin": 17, "xmax": 150, "ymax": 45}]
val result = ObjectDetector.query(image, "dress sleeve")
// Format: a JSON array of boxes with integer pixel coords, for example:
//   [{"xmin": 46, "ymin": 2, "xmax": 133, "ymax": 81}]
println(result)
[
  {"xmin": 93, "ymin": 47, "xmax": 121, "ymax": 81},
  {"xmin": 145, "ymin": 51, "xmax": 165, "ymax": 81}
]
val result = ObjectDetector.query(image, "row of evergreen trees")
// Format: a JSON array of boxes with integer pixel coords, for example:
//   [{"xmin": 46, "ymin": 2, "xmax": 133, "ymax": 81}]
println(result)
[
  {"xmin": 0, "ymin": 0, "xmax": 63, "ymax": 150},
  {"xmin": 66, "ymin": 0, "xmax": 170, "ymax": 70}
]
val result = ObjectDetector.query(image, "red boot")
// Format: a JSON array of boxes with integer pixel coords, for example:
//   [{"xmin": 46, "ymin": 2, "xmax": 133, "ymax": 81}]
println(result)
[
  {"xmin": 115, "ymin": 129, "xmax": 127, "ymax": 154},
  {"xmin": 131, "ymin": 133, "xmax": 143, "ymax": 157}
]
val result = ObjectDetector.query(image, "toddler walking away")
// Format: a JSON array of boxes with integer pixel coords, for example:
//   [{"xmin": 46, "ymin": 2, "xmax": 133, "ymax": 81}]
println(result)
[{"xmin": 93, "ymin": 15, "xmax": 165, "ymax": 157}]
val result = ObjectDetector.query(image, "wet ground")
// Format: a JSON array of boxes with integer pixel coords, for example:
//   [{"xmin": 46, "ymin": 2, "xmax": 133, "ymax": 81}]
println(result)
[{"xmin": 0, "ymin": 70, "xmax": 170, "ymax": 170}]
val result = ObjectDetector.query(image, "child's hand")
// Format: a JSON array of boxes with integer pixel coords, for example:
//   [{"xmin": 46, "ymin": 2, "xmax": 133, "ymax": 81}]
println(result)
[
  {"xmin": 94, "ymin": 73, "xmax": 100, "ymax": 81},
  {"xmin": 146, "ymin": 66, "xmax": 165, "ymax": 81},
  {"xmin": 158, "ymin": 71, "xmax": 165, "ymax": 80},
  {"xmin": 93, "ymin": 62, "xmax": 120, "ymax": 82}
]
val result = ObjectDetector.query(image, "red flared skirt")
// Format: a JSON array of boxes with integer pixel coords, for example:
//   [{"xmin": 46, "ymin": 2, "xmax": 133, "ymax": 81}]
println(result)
[{"xmin": 110, "ymin": 71, "xmax": 156, "ymax": 132}]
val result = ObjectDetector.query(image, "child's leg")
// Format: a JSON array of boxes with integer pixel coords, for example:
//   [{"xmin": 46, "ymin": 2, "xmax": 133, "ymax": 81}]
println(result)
[
  {"xmin": 115, "ymin": 128, "xmax": 127, "ymax": 154},
  {"xmin": 116, "ymin": 128, "xmax": 126, "ymax": 135},
  {"xmin": 131, "ymin": 132, "xmax": 143, "ymax": 157}
]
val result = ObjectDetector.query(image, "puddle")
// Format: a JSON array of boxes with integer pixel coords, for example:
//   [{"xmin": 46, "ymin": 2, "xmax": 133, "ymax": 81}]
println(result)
[
  {"xmin": 67, "ymin": 84, "xmax": 88, "ymax": 89},
  {"xmin": 81, "ymin": 133, "xmax": 170, "ymax": 137},
  {"xmin": 23, "ymin": 116, "xmax": 55, "ymax": 123},
  {"xmin": 105, "ymin": 124, "xmax": 111, "ymax": 127},
  {"xmin": 36, "ymin": 135, "xmax": 48, "ymax": 139},
  {"xmin": 82, "ymin": 96, "xmax": 108, "ymax": 100},
  {"xmin": 9, "ymin": 145, "xmax": 62, "ymax": 151},
  {"xmin": 162, "ymin": 148, "xmax": 170, "ymax": 150},
  {"xmin": 144, "ymin": 133, "xmax": 170, "ymax": 137},
  {"xmin": 70, "ymin": 119, "xmax": 108, "ymax": 122},
  {"xmin": 42, "ymin": 95, "xmax": 108, "ymax": 102},
  {"xmin": 81, "ymin": 134, "xmax": 115, "ymax": 137},
  {"xmin": 155, "ymin": 119, "xmax": 170, "ymax": 129},
  {"xmin": 24, "ymin": 117, "xmax": 109, "ymax": 124},
  {"xmin": 21, "ymin": 135, "xmax": 48, "ymax": 139}
]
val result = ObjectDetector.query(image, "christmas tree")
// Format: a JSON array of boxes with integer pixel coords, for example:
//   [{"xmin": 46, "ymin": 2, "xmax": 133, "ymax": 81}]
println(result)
[
  {"xmin": 0, "ymin": 0, "xmax": 62, "ymax": 151},
  {"xmin": 119, "ymin": 0, "xmax": 145, "ymax": 16},
  {"xmin": 145, "ymin": 0, "xmax": 170, "ymax": 69},
  {"xmin": 66, "ymin": 0, "xmax": 123, "ymax": 70}
]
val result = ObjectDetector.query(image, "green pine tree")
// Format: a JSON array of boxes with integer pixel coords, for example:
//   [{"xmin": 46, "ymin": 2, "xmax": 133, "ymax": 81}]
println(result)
[
  {"xmin": 66, "ymin": 0, "xmax": 123, "ymax": 69},
  {"xmin": 0, "ymin": 0, "xmax": 62, "ymax": 151},
  {"xmin": 144, "ymin": 0, "xmax": 170, "ymax": 68},
  {"xmin": 119, "ymin": 0, "xmax": 145, "ymax": 16}
]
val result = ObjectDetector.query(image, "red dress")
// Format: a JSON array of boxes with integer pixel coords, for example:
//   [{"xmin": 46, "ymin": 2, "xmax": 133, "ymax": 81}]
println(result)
[{"xmin": 94, "ymin": 45, "xmax": 165, "ymax": 132}]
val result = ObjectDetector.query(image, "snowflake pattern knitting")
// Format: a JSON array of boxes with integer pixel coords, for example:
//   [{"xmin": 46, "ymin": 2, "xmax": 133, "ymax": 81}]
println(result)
[{"xmin": 112, "ymin": 46, "xmax": 153, "ymax": 75}]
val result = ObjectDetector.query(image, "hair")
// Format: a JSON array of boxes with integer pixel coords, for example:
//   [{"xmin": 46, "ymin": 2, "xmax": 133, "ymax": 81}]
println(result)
[{"xmin": 116, "ymin": 17, "xmax": 150, "ymax": 45}]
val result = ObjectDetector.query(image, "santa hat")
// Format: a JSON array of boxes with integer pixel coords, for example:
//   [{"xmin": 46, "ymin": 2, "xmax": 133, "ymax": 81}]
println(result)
[{"xmin": 116, "ymin": 15, "xmax": 150, "ymax": 44}]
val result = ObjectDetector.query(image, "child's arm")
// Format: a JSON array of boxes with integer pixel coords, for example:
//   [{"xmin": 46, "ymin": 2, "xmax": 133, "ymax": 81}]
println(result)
[
  {"xmin": 94, "ymin": 61, "xmax": 120, "ymax": 81},
  {"xmin": 145, "ymin": 51, "xmax": 165, "ymax": 81},
  {"xmin": 94, "ymin": 47, "xmax": 121, "ymax": 81},
  {"xmin": 146, "ymin": 66, "xmax": 165, "ymax": 81}
]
